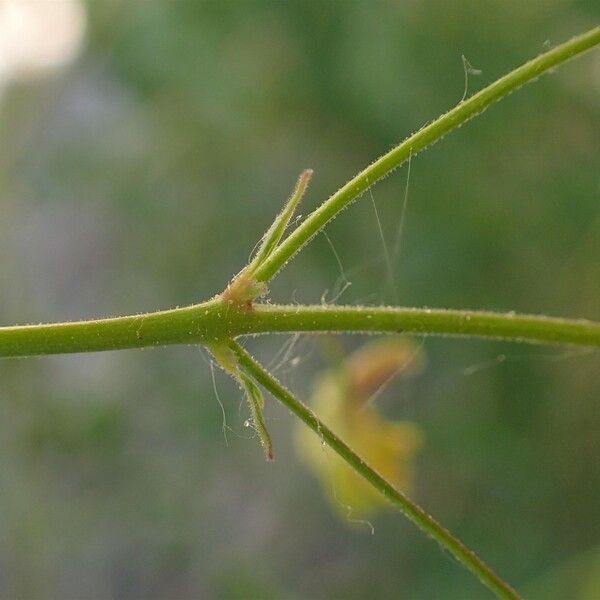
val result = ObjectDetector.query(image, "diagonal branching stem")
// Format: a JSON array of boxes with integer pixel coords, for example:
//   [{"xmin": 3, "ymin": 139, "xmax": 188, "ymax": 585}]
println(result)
[
  {"xmin": 229, "ymin": 339, "xmax": 522, "ymax": 600},
  {"xmin": 252, "ymin": 27, "xmax": 600, "ymax": 283}
]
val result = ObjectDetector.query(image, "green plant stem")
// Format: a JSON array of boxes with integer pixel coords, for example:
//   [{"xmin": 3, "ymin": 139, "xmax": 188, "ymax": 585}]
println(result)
[
  {"xmin": 229, "ymin": 340, "xmax": 521, "ymax": 600},
  {"xmin": 237, "ymin": 304, "xmax": 600, "ymax": 346},
  {"xmin": 252, "ymin": 27, "xmax": 600, "ymax": 283},
  {"xmin": 1, "ymin": 302, "xmax": 599, "ymax": 357}
]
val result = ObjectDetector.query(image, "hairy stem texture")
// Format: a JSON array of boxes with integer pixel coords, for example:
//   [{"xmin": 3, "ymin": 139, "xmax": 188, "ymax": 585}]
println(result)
[
  {"xmin": 1, "ymin": 303, "xmax": 599, "ymax": 357},
  {"xmin": 229, "ymin": 340, "xmax": 521, "ymax": 600}
]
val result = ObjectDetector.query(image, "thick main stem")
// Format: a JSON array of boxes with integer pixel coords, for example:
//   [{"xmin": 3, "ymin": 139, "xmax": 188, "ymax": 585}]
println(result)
[
  {"xmin": 229, "ymin": 340, "xmax": 521, "ymax": 600},
  {"xmin": 1, "ymin": 302, "xmax": 599, "ymax": 357},
  {"xmin": 252, "ymin": 27, "xmax": 600, "ymax": 282},
  {"xmin": 238, "ymin": 304, "xmax": 600, "ymax": 347}
]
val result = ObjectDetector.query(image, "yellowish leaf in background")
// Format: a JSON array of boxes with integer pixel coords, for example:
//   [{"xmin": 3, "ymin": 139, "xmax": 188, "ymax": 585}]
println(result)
[{"xmin": 295, "ymin": 338, "xmax": 424, "ymax": 518}]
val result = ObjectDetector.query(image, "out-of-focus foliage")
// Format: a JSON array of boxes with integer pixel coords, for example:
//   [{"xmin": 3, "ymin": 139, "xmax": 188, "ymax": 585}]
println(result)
[
  {"xmin": 296, "ymin": 338, "xmax": 423, "ymax": 518},
  {"xmin": 0, "ymin": 1, "xmax": 598, "ymax": 598}
]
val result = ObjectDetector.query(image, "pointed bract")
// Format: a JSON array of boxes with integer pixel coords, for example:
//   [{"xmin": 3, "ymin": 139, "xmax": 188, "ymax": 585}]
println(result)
[
  {"xmin": 250, "ymin": 169, "xmax": 313, "ymax": 273},
  {"xmin": 240, "ymin": 372, "xmax": 274, "ymax": 461}
]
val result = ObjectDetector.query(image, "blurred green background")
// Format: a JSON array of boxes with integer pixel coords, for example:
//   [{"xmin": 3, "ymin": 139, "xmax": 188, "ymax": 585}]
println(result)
[{"xmin": 0, "ymin": 1, "xmax": 599, "ymax": 598}]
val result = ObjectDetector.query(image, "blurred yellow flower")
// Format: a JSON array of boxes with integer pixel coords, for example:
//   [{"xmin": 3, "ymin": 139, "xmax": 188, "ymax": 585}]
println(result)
[{"xmin": 295, "ymin": 338, "xmax": 424, "ymax": 518}]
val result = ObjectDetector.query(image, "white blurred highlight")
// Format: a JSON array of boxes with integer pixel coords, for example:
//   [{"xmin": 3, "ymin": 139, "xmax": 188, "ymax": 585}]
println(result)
[{"xmin": 0, "ymin": 0, "xmax": 85, "ymax": 93}]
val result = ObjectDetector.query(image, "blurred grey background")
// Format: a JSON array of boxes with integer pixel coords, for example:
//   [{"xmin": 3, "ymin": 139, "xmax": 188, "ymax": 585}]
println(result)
[{"xmin": 0, "ymin": 1, "xmax": 599, "ymax": 598}]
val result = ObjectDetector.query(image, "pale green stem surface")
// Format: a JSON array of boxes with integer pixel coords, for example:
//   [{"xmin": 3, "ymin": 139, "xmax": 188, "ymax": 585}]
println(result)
[
  {"xmin": 252, "ymin": 27, "xmax": 600, "ymax": 283},
  {"xmin": 237, "ymin": 304, "xmax": 600, "ymax": 347},
  {"xmin": 1, "ymin": 302, "xmax": 599, "ymax": 357},
  {"xmin": 229, "ymin": 340, "xmax": 521, "ymax": 600}
]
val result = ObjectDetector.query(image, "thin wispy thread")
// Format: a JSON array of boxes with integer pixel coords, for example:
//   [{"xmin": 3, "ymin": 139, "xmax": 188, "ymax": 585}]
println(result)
[{"xmin": 366, "ymin": 175, "xmax": 397, "ymax": 303}]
